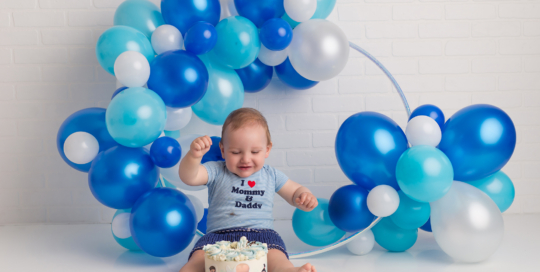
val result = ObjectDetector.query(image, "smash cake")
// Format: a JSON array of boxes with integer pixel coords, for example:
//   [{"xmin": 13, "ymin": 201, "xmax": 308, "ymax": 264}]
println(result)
[{"xmin": 203, "ymin": 236, "xmax": 268, "ymax": 272}]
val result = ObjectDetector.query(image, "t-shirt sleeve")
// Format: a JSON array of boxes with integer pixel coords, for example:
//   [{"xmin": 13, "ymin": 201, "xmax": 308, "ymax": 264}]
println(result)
[
  {"xmin": 270, "ymin": 166, "xmax": 289, "ymax": 192},
  {"xmin": 202, "ymin": 161, "xmax": 224, "ymax": 188}
]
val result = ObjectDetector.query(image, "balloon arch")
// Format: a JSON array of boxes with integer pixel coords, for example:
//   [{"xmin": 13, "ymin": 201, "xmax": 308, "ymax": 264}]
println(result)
[{"xmin": 57, "ymin": 0, "xmax": 516, "ymax": 263}]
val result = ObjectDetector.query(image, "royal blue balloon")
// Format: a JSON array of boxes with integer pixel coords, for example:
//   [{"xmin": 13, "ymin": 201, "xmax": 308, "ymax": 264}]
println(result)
[
  {"xmin": 57, "ymin": 108, "xmax": 118, "ymax": 172},
  {"xmin": 111, "ymin": 86, "xmax": 128, "ymax": 100},
  {"xmin": 390, "ymin": 191, "xmax": 430, "ymax": 230},
  {"xmin": 88, "ymin": 146, "xmax": 159, "ymax": 209},
  {"xmin": 201, "ymin": 136, "xmax": 224, "ymax": 164},
  {"xmin": 335, "ymin": 112, "xmax": 408, "ymax": 190},
  {"xmin": 112, "ymin": 209, "xmax": 141, "ymax": 251},
  {"xmin": 409, "ymin": 104, "xmax": 445, "ymax": 131},
  {"xmin": 161, "ymin": 0, "xmax": 220, "ymax": 35},
  {"xmin": 467, "ymin": 171, "xmax": 515, "ymax": 212},
  {"xmin": 259, "ymin": 18, "xmax": 292, "ymax": 51},
  {"xmin": 292, "ymin": 198, "xmax": 345, "ymax": 247},
  {"xmin": 439, "ymin": 104, "xmax": 516, "ymax": 181},
  {"xmin": 235, "ymin": 59, "xmax": 273, "ymax": 93},
  {"xmin": 372, "ymin": 217, "xmax": 418, "ymax": 252},
  {"xmin": 234, "ymin": 0, "xmax": 285, "ymax": 28},
  {"xmin": 147, "ymin": 50, "xmax": 209, "ymax": 108},
  {"xmin": 419, "ymin": 218, "xmax": 432, "ymax": 232},
  {"xmin": 96, "ymin": 26, "xmax": 155, "ymax": 75},
  {"xmin": 328, "ymin": 185, "xmax": 374, "ymax": 232},
  {"xmin": 184, "ymin": 22, "xmax": 218, "ymax": 55},
  {"xmin": 197, "ymin": 208, "xmax": 208, "ymax": 234},
  {"xmin": 113, "ymin": 0, "xmax": 164, "ymax": 39},
  {"xmin": 150, "ymin": 136, "xmax": 182, "ymax": 168},
  {"xmin": 130, "ymin": 188, "xmax": 197, "ymax": 257},
  {"xmin": 275, "ymin": 58, "xmax": 318, "ymax": 90}
]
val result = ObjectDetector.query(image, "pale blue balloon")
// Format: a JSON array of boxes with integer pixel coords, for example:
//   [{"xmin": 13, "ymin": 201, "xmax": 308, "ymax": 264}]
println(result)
[
  {"xmin": 390, "ymin": 191, "xmax": 430, "ymax": 230},
  {"xmin": 292, "ymin": 198, "xmax": 346, "ymax": 247},
  {"xmin": 467, "ymin": 171, "xmax": 515, "ymax": 212},
  {"xmin": 106, "ymin": 87, "xmax": 167, "ymax": 148},
  {"xmin": 192, "ymin": 54, "xmax": 244, "ymax": 125},
  {"xmin": 164, "ymin": 130, "xmax": 180, "ymax": 139},
  {"xmin": 112, "ymin": 209, "xmax": 141, "ymax": 251},
  {"xmin": 114, "ymin": 0, "xmax": 164, "ymax": 39},
  {"xmin": 372, "ymin": 217, "xmax": 417, "ymax": 252}
]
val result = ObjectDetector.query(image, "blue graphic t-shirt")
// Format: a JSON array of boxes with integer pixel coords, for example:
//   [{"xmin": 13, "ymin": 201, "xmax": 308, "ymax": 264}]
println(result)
[{"xmin": 203, "ymin": 161, "xmax": 289, "ymax": 233}]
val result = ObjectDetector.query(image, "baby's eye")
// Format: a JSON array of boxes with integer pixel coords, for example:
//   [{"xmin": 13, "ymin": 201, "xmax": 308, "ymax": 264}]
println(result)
[
  {"xmin": 231, "ymin": 151, "xmax": 240, "ymax": 155},
  {"xmin": 252, "ymin": 151, "xmax": 260, "ymax": 154}
]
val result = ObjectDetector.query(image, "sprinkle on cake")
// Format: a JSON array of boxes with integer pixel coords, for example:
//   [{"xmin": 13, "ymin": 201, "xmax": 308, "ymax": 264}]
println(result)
[{"xmin": 202, "ymin": 236, "xmax": 268, "ymax": 262}]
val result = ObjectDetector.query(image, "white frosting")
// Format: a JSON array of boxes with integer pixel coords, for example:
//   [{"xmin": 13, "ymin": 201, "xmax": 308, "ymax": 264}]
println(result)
[{"xmin": 202, "ymin": 236, "xmax": 268, "ymax": 262}]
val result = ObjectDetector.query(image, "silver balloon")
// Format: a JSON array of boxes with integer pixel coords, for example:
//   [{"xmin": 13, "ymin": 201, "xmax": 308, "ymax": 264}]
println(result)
[
  {"xmin": 346, "ymin": 230, "xmax": 375, "ymax": 256},
  {"xmin": 430, "ymin": 181, "xmax": 504, "ymax": 263},
  {"xmin": 164, "ymin": 106, "xmax": 192, "ymax": 131},
  {"xmin": 258, "ymin": 44, "xmax": 288, "ymax": 67},
  {"xmin": 288, "ymin": 19, "xmax": 349, "ymax": 81},
  {"xmin": 160, "ymin": 134, "xmax": 206, "ymax": 191}
]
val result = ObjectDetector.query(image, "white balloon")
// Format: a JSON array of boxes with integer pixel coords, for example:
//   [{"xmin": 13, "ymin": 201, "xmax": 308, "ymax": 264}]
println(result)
[
  {"xmin": 406, "ymin": 116, "xmax": 442, "ymax": 147},
  {"xmin": 151, "ymin": 24, "xmax": 183, "ymax": 55},
  {"xmin": 431, "ymin": 181, "xmax": 504, "ymax": 263},
  {"xmin": 64, "ymin": 132, "xmax": 99, "ymax": 164},
  {"xmin": 186, "ymin": 194, "xmax": 205, "ymax": 223},
  {"xmin": 114, "ymin": 51, "xmax": 150, "ymax": 87},
  {"xmin": 346, "ymin": 230, "xmax": 375, "ymax": 256},
  {"xmin": 288, "ymin": 19, "xmax": 349, "ymax": 81},
  {"xmin": 165, "ymin": 107, "xmax": 193, "ymax": 131},
  {"xmin": 284, "ymin": 0, "xmax": 317, "ymax": 22},
  {"xmin": 367, "ymin": 185, "xmax": 400, "ymax": 217},
  {"xmin": 258, "ymin": 44, "xmax": 288, "ymax": 67},
  {"xmin": 112, "ymin": 212, "xmax": 131, "ymax": 239},
  {"xmin": 160, "ymin": 134, "xmax": 207, "ymax": 191}
]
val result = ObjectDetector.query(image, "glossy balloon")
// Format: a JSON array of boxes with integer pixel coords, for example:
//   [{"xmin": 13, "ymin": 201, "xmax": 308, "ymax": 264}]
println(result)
[
  {"xmin": 184, "ymin": 22, "xmax": 218, "ymax": 55},
  {"xmin": 234, "ymin": 0, "xmax": 285, "ymax": 28},
  {"xmin": 106, "ymin": 87, "xmax": 167, "ymax": 147},
  {"xmin": 284, "ymin": 0, "xmax": 317, "ymax": 22},
  {"xmin": 258, "ymin": 44, "xmax": 288, "ymax": 67},
  {"xmin": 112, "ymin": 209, "xmax": 141, "ymax": 251},
  {"xmin": 292, "ymin": 198, "xmax": 346, "ymax": 246},
  {"xmin": 114, "ymin": 51, "xmax": 150, "ymax": 87},
  {"xmin": 160, "ymin": 134, "xmax": 207, "ymax": 191},
  {"xmin": 439, "ymin": 104, "xmax": 516, "ymax": 181},
  {"xmin": 390, "ymin": 191, "xmax": 430, "ymax": 230},
  {"xmin": 63, "ymin": 132, "xmax": 99, "ymax": 164},
  {"xmin": 366, "ymin": 185, "xmax": 400, "ymax": 217},
  {"xmin": 208, "ymin": 16, "xmax": 260, "ymax": 69},
  {"xmin": 164, "ymin": 107, "xmax": 192, "ymax": 131},
  {"xmin": 409, "ymin": 104, "xmax": 445, "ymax": 131},
  {"xmin": 335, "ymin": 112, "xmax": 408, "ymax": 190},
  {"xmin": 114, "ymin": 0, "xmax": 164, "ymax": 39},
  {"xmin": 111, "ymin": 86, "xmax": 128, "ymax": 100},
  {"xmin": 405, "ymin": 116, "xmax": 442, "ymax": 147},
  {"xmin": 346, "ymin": 229, "xmax": 375, "ymax": 256},
  {"xmin": 89, "ymin": 146, "xmax": 159, "ymax": 209},
  {"xmin": 192, "ymin": 54, "xmax": 244, "ymax": 125},
  {"xmin": 419, "ymin": 218, "xmax": 432, "ymax": 232},
  {"xmin": 151, "ymin": 24, "xmax": 183, "ymax": 55},
  {"xmin": 467, "ymin": 171, "xmax": 515, "ymax": 213},
  {"xmin": 57, "ymin": 108, "xmax": 118, "ymax": 172},
  {"xmin": 150, "ymin": 136, "xmax": 181, "ymax": 168},
  {"xmin": 130, "ymin": 188, "xmax": 197, "ymax": 257},
  {"xmin": 259, "ymin": 18, "xmax": 293, "ymax": 51},
  {"xmin": 147, "ymin": 50, "xmax": 209, "ymax": 108},
  {"xmin": 96, "ymin": 26, "xmax": 155, "ymax": 75},
  {"xmin": 372, "ymin": 217, "xmax": 418, "ymax": 252},
  {"xmin": 396, "ymin": 145, "xmax": 454, "ymax": 203},
  {"xmin": 161, "ymin": 0, "xmax": 220, "ymax": 35},
  {"xmin": 201, "ymin": 136, "xmax": 225, "ymax": 164},
  {"xmin": 275, "ymin": 57, "xmax": 318, "ymax": 89},
  {"xmin": 328, "ymin": 185, "xmax": 374, "ymax": 232},
  {"xmin": 235, "ymin": 58, "xmax": 273, "ymax": 93},
  {"xmin": 431, "ymin": 181, "xmax": 504, "ymax": 263}
]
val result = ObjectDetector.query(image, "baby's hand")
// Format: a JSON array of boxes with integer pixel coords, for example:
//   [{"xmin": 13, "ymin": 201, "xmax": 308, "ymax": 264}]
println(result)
[
  {"xmin": 295, "ymin": 192, "xmax": 318, "ymax": 212},
  {"xmin": 190, "ymin": 135, "xmax": 212, "ymax": 159}
]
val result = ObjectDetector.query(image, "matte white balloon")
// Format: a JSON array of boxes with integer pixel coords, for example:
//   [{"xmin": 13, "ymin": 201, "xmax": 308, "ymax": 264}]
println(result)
[
  {"xmin": 114, "ymin": 51, "xmax": 150, "ymax": 87},
  {"xmin": 346, "ymin": 230, "xmax": 375, "ymax": 256},
  {"xmin": 258, "ymin": 44, "xmax": 288, "ymax": 67},
  {"xmin": 112, "ymin": 212, "xmax": 131, "ymax": 239},
  {"xmin": 284, "ymin": 0, "xmax": 317, "ymax": 22},
  {"xmin": 406, "ymin": 116, "xmax": 442, "ymax": 147},
  {"xmin": 431, "ymin": 181, "xmax": 504, "ymax": 263},
  {"xmin": 151, "ymin": 24, "xmax": 183, "ymax": 55},
  {"xmin": 186, "ymin": 194, "xmax": 205, "ymax": 223},
  {"xmin": 367, "ymin": 185, "xmax": 400, "ymax": 217},
  {"xmin": 288, "ymin": 19, "xmax": 349, "ymax": 81},
  {"xmin": 160, "ymin": 134, "xmax": 206, "ymax": 191},
  {"xmin": 64, "ymin": 132, "xmax": 99, "ymax": 164},
  {"xmin": 164, "ymin": 107, "xmax": 193, "ymax": 131}
]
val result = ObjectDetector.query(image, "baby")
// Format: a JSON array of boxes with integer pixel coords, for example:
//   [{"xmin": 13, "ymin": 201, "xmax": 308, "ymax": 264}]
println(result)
[{"xmin": 178, "ymin": 108, "xmax": 318, "ymax": 272}]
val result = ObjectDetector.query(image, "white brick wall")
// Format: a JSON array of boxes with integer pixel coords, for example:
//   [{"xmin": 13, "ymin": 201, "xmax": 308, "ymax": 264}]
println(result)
[{"xmin": 0, "ymin": 0, "xmax": 539, "ymax": 224}]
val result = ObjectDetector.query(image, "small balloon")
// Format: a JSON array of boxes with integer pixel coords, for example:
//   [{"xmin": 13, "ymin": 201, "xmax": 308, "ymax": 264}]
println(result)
[
  {"xmin": 390, "ymin": 191, "xmax": 430, "ymax": 230},
  {"xmin": 466, "ymin": 171, "xmax": 515, "ymax": 213},
  {"xmin": 258, "ymin": 44, "xmax": 288, "ymax": 67},
  {"xmin": 150, "ymin": 136, "xmax": 181, "ymax": 168},
  {"xmin": 63, "ymin": 132, "xmax": 99, "ymax": 164},
  {"xmin": 112, "ymin": 209, "xmax": 141, "ymax": 251},
  {"xmin": 235, "ymin": 58, "xmax": 273, "ymax": 93},
  {"xmin": 161, "ymin": 0, "xmax": 221, "ymax": 34},
  {"xmin": 184, "ymin": 22, "xmax": 218, "ymax": 55},
  {"xmin": 114, "ymin": 51, "xmax": 150, "ymax": 88},
  {"xmin": 372, "ymin": 217, "xmax": 418, "ymax": 252},
  {"xmin": 409, "ymin": 104, "xmax": 445, "ymax": 131},
  {"xmin": 259, "ymin": 18, "xmax": 293, "ymax": 51},
  {"xmin": 328, "ymin": 185, "xmax": 374, "ymax": 232},
  {"xmin": 275, "ymin": 57, "xmax": 318, "ymax": 89},
  {"xmin": 367, "ymin": 185, "xmax": 400, "ymax": 217},
  {"xmin": 234, "ymin": 0, "xmax": 285, "ymax": 28},
  {"xmin": 114, "ymin": 0, "xmax": 164, "ymax": 39},
  {"xmin": 292, "ymin": 198, "xmax": 345, "ymax": 246},
  {"xmin": 284, "ymin": 0, "xmax": 317, "ymax": 22},
  {"xmin": 164, "ymin": 106, "xmax": 192, "ymax": 131},
  {"xmin": 346, "ymin": 229, "xmax": 375, "ymax": 256},
  {"xmin": 405, "ymin": 116, "xmax": 442, "ymax": 147},
  {"xmin": 151, "ymin": 24, "xmax": 183, "ymax": 55}
]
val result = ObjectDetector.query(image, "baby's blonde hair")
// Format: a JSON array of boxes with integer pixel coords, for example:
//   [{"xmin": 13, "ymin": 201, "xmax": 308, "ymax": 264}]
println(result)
[{"xmin": 221, "ymin": 108, "xmax": 272, "ymax": 145}]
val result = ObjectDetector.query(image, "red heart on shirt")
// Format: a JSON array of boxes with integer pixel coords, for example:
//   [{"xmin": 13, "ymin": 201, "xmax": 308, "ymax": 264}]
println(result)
[{"xmin": 248, "ymin": 180, "xmax": 256, "ymax": 188}]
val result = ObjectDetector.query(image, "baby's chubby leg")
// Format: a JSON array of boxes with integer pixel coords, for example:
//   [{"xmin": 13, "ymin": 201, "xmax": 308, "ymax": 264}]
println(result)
[
  {"xmin": 268, "ymin": 249, "xmax": 317, "ymax": 272},
  {"xmin": 179, "ymin": 250, "xmax": 205, "ymax": 272}
]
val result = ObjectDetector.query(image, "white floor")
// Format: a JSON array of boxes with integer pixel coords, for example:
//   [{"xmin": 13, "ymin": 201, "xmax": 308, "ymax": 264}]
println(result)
[{"xmin": 0, "ymin": 214, "xmax": 539, "ymax": 272}]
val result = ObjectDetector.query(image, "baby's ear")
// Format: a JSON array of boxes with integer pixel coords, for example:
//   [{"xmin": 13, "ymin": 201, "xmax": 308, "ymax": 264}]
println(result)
[
  {"xmin": 219, "ymin": 142, "xmax": 225, "ymax": 156},
  {"xmin": 265, "ymin": 142, "xmax": 273, "ymax": 158}
]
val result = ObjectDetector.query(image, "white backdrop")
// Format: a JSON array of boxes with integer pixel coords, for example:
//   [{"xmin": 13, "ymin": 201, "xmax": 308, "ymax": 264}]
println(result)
[{"xmin": 0, "ymin": 0, "xmax": 539, "ymax": 224}]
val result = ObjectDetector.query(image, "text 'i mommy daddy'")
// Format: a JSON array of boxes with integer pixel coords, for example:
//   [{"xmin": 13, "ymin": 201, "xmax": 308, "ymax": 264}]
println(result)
[{"xmin": 232, "ymin": 180, "xmax": 265, "ymax": 209}]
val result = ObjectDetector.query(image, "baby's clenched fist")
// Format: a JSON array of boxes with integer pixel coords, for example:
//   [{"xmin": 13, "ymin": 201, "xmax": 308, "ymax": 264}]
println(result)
[
  {"xmin": 295, "ymin": 192, "xmax": 318, "ymax": 212},
  {"xmin": 190, "ymin": 135, "xmax": 212, "ymax": 159}
]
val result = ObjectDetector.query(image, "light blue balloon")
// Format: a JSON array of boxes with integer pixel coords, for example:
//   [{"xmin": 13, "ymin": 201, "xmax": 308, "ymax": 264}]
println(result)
[
  {"xmin": 467, "ymin": 171, "xmax": 515, "ymax": 212},
  {"xmin": 282, "ymin": 0, "xmax": 336, "ymax": 28},
  {"xmin": 192, "ymin": 54, "xmax": 244, "ymax": 125},
  {"xmin": 208, "ymin": 16, "xmax": 260, "ymax": 69},
  {"xmin": 106, "ymin": 87, "xmax": 167, "ymax": 148},
  {"xmin": 396, "ymin": 145, "xmax": 454, "ymax": 203},
  {"xmin": 390, "ymin": 191, "xmax": 430, "ymax": 230},
  {"xmin": 164, "ymin": 130, "xmax": 180, "ymax": 139},
  {"xmin": 112, "ymin": 209, "xmax": 141, "ymax": 251},
  {"xmin": 292, "ymin": 198, "xmax": 345, "ymax": 247},
  {"xmin": 114, "ymin": 0, "xmax": 164, "ymax": 39},
  {"xmin": 96, "ymin": 26, "xmax": 155, "ymax": 75},
  {"xmin": 372, "ymin": 217, "xmax": 418, "ymax": 252}
]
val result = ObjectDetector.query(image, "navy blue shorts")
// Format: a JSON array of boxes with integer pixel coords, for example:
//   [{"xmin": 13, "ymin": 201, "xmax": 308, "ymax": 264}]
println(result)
[{"xmin": 188, "ymin": 227, "xmax": 288, "ymax": 260}]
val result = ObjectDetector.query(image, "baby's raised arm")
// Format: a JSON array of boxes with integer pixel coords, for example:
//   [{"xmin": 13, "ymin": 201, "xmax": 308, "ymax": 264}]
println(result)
[
  {"xmin": 277, "ymin": 180, "xmax": 318, "ymax": 212},
  {"xmin": 178, "ymin": 135, "xmax": 212, "ymax": 186}
]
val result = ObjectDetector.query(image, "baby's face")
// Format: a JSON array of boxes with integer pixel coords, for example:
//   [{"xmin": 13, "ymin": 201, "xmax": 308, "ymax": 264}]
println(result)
[{"xmin": 220, "ymin": 124, "xmax": 272, "ymax": 178}]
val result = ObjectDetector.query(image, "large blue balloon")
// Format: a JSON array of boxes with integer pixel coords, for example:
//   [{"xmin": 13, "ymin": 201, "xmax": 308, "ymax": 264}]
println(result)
[
  {"xmin": 57, "ymin": 108, "xmax": 118, "ymax": 172},
  {"xmin": 88, "ymin": 146, "xmax": 159, "ymax": 209},
  {"xmin": 259, "ymin": 18, "xmax": 292, "ymax": 51},
  {"xmin": 112, "ymin": 209, "xmax": 141, "ymax": 251},
  {"xmin": 161, "ymin": 0, "xmax": 220, "ymax": 35},
  {"xmin": 292, "ymin": 198, "xmax": 345, "ymax": 247},
  {"xmin": 113, "ymin": 0, "xmax": 164, "ymax": 39},
  {"xmin": 439, "ymin": 104, "xmax": 516, "ymax": 181},
  {"xmin": 328, "ymin": 185, "xmax": 374, "ymax": 232},
  {"xmin": 275, "ymin": 58, "xmax": 318, "ymax": 90},
  {"xmin": 409, "ymin": 104, "xmax": 445, "ymax": 131},
  {"xmin": 184, "ymin": 22, "xmax": 218, "ymax": 55},
  {"xmin": 130, "ymin": 188, "xmax": 197, "ymax": 257},
  {"xmin": 372, "ymin": 217, "xmax": 418, "ymax": 252},
  {"xmin": 96, "ymin": 26, "xmax": 155, "ymax": 75},
  {"xmin": 201, "ymin": 136, "xmax": 224, "ymax": 164},
  {"xmin": 150, "ymin": 136, "xmax": 182, "ymax": 168},
  {"xmin": 467, "ymin": 171, "xmax": 515, "ymax": 212},
  {"xmin": 390, "ymin": 191, "xmax": 430, "ymax": 230},
  {"xmin": 234, "ymin": 0, "xmax": 285, "ymax": 28},
  {"xmin": 335, "ymin": 112, "xmax": 408, "ymax": 190},
  {"xmin": 147, "ymin": 50, "xmax": 209, "ymax": 108},
  {"xmin": 235, "ymin": 59, "xmax": 273, "ymax": 93}
]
